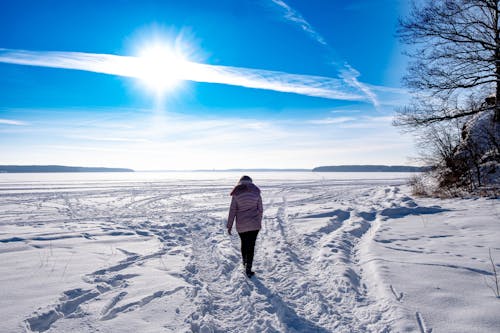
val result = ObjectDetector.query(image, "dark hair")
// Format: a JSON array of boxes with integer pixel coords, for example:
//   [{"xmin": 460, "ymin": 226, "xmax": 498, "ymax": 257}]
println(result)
[
  {"xmin": 230, "ymin": 175, "xmax": 256, "ymax": 195},
  {"xmin": 239, "ymin": 175, "xmax": 252, "ymax": 182}
]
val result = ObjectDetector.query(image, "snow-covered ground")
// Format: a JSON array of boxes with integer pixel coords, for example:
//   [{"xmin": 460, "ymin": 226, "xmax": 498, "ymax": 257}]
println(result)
[{"xmin": 0, "ymin": 172, "xmax": 498, "ymax": 332}]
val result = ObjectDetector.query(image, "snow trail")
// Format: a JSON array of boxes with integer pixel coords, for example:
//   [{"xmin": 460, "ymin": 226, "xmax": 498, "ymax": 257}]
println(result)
[{"xmin": 2, "ymin": 173, "xmax": 477, "ymax": 332}]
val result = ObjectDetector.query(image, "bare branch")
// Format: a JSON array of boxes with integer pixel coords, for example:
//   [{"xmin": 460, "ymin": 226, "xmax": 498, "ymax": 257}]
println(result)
[{"xmin": 397, "ymin": 0, "xmax": 500, "ymax": 126}]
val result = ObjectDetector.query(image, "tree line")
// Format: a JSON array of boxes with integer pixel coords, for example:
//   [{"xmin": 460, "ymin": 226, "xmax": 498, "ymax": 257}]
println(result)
[{"xmin": 396, "ymin": 0, "xmax": 500, "ymax": 195}]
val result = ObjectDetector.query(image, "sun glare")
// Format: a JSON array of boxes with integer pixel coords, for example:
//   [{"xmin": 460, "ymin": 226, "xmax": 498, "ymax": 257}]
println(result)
[{"xmin": 136, "ymin": 43, "xmax": 190, "ymax": 95}]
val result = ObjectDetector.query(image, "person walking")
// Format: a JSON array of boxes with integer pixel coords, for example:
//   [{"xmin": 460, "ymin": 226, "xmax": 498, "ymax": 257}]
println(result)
[{"xmin": 227, "ymin": 175, "xmax": 263, "ymax": 278}]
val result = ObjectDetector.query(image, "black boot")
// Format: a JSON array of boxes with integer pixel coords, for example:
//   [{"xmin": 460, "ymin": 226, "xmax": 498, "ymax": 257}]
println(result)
[{"xmin": 245, "ymin": 265, "xmax": 255, "ymax": 278}]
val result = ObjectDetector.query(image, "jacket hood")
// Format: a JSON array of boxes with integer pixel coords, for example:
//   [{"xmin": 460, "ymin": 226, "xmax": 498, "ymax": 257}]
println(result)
[{"xmin": 230, "ymin": 183, "xmax": 260, "ymax": 196}]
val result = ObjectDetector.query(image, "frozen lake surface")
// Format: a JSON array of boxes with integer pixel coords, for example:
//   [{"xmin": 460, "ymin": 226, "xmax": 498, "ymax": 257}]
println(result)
[{"xmin": 0, "ymin": 172, "xmax": 498, "ymax": 332}]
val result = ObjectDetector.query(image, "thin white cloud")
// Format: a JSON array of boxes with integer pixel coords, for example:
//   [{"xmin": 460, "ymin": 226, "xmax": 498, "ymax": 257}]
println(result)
[
  {"xmin": 67, "ymin": 135, "xmax": 151, "ymax": 143},
  {"xmin": 308, "ymin": 117, "xmax": 355, "ymax": 125},
  {"xmin": 268, "ymin": 1, "xmax": 382, "ymax": 109},
  {"xmin": 0, "ymin": 48, "xmax": 365, "ymax": 102},
  {"xmin": 2, "ymin": 107, "xmax": 415, "ymax": 169},
  {"xmin": 340, "ymin": 65, "xmax": 380, "ymax": 108},
  {"xmin": 0, "ymin": 118, "xmax": 28, "ymax": 125},
  {"xmin": 329, "ymin": 108, "xmax": 363, "ymax": 114},
  {"xmin": 338, "ymin": 115, "xmax": 394, "ymax": 129},
  {"xmin": 306, "ymin": 115, "xmax": 395, "ymax": 128},
  {"xmin": 363, "ymin": 115, "xmax": 394, "ymax": 122},
  {"xmin": 270, "ymin": 0, "xmax": 328, "ymax": 46},
  {"xmin": 367, "ymin": 84, "xmax": 411, "ymax": 107}
]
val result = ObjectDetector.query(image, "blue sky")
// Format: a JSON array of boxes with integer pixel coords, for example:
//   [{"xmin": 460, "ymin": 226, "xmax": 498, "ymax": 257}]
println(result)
[{"xmin": 0, "ymin": 0, "xmax": 414, "ymax": 170}]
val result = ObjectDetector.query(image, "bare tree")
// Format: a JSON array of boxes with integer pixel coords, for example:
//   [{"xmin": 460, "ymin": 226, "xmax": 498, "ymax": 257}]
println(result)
[
  {"xmin": 403, "ymin": 91, "xmax": 499, "ymax": 193},
  {"xmin": 415, "ymin": 121, "xmax": 463, "ymax": 167},
  {"xmin": 396, "ymin": 0, "xmax": 500, "ymax": 126}
]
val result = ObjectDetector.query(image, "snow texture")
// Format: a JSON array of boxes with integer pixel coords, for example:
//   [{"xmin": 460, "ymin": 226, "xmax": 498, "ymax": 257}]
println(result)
[{"xmin": 0, "ymin": 172, "xmax": 498, "ymax": 332}]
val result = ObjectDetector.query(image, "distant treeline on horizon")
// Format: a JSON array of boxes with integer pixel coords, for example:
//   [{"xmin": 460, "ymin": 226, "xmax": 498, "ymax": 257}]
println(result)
[
  {"xmin": 0, "ymin": 165, "xmax": 134, "ymax": 173},
  {"xmin": 0, "ymin": 165, "xmax": 427, "ymax": 173},
  {"xmin": 312, "ymin": 165, "xmax": 427, "ymax": 172}
]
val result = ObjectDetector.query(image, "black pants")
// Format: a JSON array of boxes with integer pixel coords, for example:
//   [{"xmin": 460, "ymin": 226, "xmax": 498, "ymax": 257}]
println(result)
[{"xmin": 238, "ymin": 230, "xmax": 259, "ymax": 271}]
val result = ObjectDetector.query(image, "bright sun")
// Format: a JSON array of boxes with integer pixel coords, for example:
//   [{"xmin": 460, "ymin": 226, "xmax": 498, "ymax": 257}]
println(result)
[{"xmin": 136, "ymin": 43, "xmax": 189, "ymax": 95}]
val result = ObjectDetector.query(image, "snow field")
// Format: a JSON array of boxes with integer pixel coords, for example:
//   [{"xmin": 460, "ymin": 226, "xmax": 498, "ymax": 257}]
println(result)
[
  {"xmin": 0, "ymin": 173, "xmax": 498, "ymax": 332},
  {"xmin": 365, "ymin": 194, "xmax": 500, "ymax": 333}
]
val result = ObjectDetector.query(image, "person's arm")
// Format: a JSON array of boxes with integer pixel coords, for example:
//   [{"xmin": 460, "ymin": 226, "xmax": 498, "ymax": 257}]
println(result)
[
  {"xmin": 257, "ymin": 195, "xmax": 263, "ymax": 221},
  {"xmin": 227, "ymin": 196, "xmax": 237, "ymax": 234}
]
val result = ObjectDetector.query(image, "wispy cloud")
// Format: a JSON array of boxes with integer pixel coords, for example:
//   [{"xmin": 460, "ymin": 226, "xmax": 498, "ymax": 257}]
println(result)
[
  {"xmin": 340, "ymin": 65, "xmax": 380, "ymax": 108},
  {"xmin": 268, "ymin": 1, "xmax": 384, "ymax": 109},
  {"xmin": 270, "ymin": 0, "xmax": 328, "ymax": 46},
  {"xmin": 367, "ymin": 84, "xmax": 410, "ymax": 107},
  {"xmin": 0, "ymin": 47, "xmax": 411, "ymax": 107},
  {"xmin": 0, "ymin": 118, "xmax": 28, "ymax": 125},
  {"xmin": 307, "ymin": 115, "xmax": 394, "ymax": 129},
  {"xmin": 2, "ymin": 106, "xmax": 415, "ymax": 169},
  {"xmin": 0, "ymin": 48, "xmax": 366, "ymax": 102},
  {"xmin": 67, "ymin": 135, "xmax": 151, "ymax": 143},
  {"xmin": 338, "ymin": 115, "xmax": 394, "ymax": 129},
  {"xmin": 329, "ymin": 108, "xmax": 364, "ymax": 114},
  {"xmin": 307, "ymin": 117, "xmax": 355, "ymax": 125}
]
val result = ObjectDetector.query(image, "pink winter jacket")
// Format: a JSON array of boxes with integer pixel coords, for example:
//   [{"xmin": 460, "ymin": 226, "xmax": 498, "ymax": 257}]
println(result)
[{"xmin": 227, "ymin": 182, "xmax": 263, "ymax": 233}]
